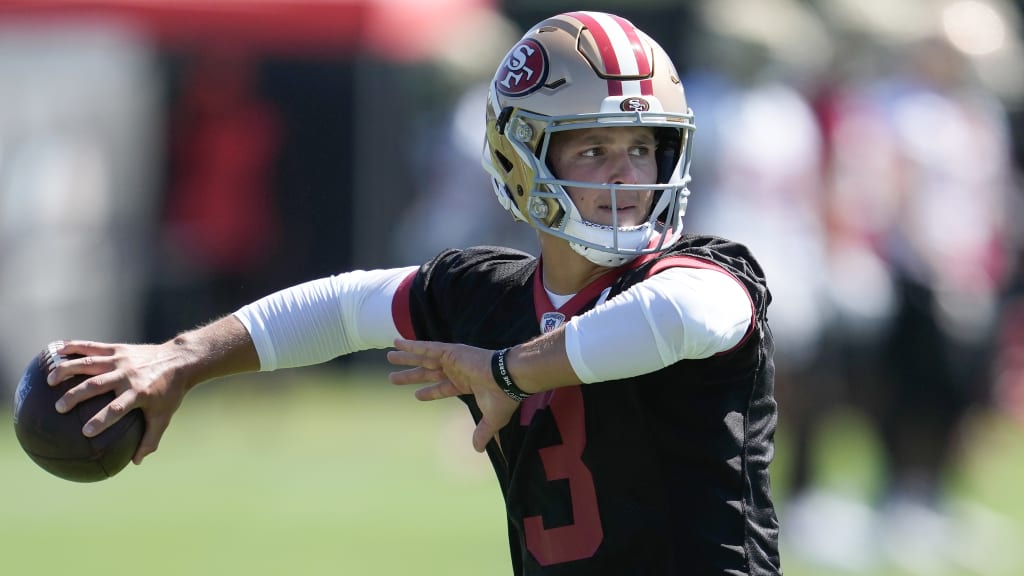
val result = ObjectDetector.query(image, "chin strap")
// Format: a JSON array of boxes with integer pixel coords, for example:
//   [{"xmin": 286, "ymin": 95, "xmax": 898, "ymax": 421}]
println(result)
[
  {"xmin": 564, "ymin": 212, "xmax": 655, "ymax": 266},
  {"xmin": 570, "ymin": 242, "xmax": 639, "ymax": 267}
]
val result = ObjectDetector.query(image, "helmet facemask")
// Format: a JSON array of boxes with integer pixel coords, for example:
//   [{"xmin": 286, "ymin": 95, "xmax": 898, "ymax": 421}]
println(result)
[{"xmin": 486, "ymin": 107, "xmax": 694, "ymax": 267}]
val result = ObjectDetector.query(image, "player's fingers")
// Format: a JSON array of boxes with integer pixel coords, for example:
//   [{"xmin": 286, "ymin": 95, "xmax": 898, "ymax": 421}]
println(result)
[
  {"xmin": 134, "ymin": 415, "xmax": 168, "ymax": 465},
  {"xmin": 47, "ymin": 354, "xmax": 117, "ymax": 386},
  {"xmin": 413, "ymin": 379, "xmax": 460, "ymax": 401},
  {"xmin": 55, "ymin": 340, "xmax": 118, "ymax": 358},
  {"xmin": 392, "ymin": 338, "xmax": 451, "ymax": 359},
  {"xmin": 80, "ymin": 389, "xmax": 138, "ymax": 438},
  {"xmin": 55, "ymin": 372, "xmax": 120, "ymax": 414},
  {"xmin": 386, "ymin": 349, "xmax": 439, "ymax": 370},
  {"xmin": 389, "ymin": 366, "xmax": 445, "ymax": 385}
]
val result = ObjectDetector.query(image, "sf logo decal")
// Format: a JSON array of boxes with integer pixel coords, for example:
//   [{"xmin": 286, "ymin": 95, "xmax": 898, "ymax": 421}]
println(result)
[
  {"xmin": 496, "ymin": 39, "xmax": 548, "ymax": 97},
  {"xmin": 619, "ymin": 97, "xmax": 651, "ymax": 112}
]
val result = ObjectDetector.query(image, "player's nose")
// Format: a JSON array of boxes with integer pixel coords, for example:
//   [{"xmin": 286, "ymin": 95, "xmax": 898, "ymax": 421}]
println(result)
[{"xmin": 607, "ymin": 151, "xmax": 641, "ymax": 185}]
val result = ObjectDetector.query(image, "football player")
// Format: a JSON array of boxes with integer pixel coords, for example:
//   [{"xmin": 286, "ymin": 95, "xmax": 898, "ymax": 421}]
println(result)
[{"xmin": 47, "ymin": 11, "xmax": 780, "ymax": 575}]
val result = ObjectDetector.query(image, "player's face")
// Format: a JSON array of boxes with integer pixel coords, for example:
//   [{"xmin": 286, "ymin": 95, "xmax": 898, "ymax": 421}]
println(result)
[{"xmin": 547, "ymin": 126, "xmax": 657, "ymax": 227}]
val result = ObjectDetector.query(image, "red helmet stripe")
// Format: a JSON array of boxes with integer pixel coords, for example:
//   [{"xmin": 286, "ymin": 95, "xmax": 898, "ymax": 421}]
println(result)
[
  {"xmin": 609, "ymin": 13, "xmax": 652, "ymax": 77},
  {"xmin": 612, "ymin": 12, "xmax": 656, "ymax": 96},
  {"xmin": 568, "ymin": 11, "xmax": 621, "ymax": 75},
  {"xmin": 567, "ymin": 12, "xmax": 656, "ymax": 97},
  {"xmin": 577, "ymin": 11, "xmax": 663, "ymax": 97},
  {"xmin": 567, "ymin": 12, "xmax": 621, "ymax": 95}
]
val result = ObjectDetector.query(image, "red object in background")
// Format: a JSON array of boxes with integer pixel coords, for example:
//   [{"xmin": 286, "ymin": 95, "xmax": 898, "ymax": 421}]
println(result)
[
  {"xmin": 165, "ymin": 48, "xmax": 282, "ymax": 273},
  {"xmin": 0, "ymin": 0, "xmax": 493, "ymax": 60}
]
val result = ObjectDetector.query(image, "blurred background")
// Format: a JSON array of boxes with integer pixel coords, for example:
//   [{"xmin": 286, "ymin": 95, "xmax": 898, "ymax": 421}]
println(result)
[{"xmin": 1, "ymin": 0, "xmax": 1023, "ymax": 574}]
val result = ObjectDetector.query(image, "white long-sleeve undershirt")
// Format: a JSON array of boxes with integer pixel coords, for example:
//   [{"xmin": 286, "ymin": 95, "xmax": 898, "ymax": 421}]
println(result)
[
  {"xmin": 234, "ymin": 267, "xmax": 416, "ymax": 371},
  {"xmin": 563, "ymin": 268, "xmax": 751, "ymax": 383},
  {"xmin": 233, "ymin": 264, "xmax": 752, "ymax": 380}
]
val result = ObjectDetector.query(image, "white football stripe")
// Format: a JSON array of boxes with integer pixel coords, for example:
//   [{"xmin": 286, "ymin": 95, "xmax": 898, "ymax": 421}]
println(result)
[{"xmin": 621, "ymin": 80, "xmax": 644, "ymax": 96}]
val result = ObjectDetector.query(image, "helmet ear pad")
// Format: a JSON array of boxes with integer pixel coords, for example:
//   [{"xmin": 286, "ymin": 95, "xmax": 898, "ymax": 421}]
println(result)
[
  {"xmin": 651, "ymin": 127, "xmax": 685, "ymax": 225},
  {"xmin": 655, "ymin": 128, "xmax": 683, "ymax": 185}
]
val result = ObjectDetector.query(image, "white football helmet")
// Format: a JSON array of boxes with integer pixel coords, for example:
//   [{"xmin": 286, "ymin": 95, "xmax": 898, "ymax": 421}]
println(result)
[{"xmin": 483, "ymin": 11, "xmax": 695, "ymax": 267}]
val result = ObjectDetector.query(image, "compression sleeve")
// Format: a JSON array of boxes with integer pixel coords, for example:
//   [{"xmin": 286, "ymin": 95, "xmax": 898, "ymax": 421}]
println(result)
[
  {"xmin": 232, "ymin": 266, "xmax": 417, "ymax": 371},
  {"xmin": 564, "ymin": 266, "xmax": 752, "ymax": 384}
]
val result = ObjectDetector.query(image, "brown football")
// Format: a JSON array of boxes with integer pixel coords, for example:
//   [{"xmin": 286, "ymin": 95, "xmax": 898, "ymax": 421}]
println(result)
[{"xmin": 12, "ymin": 345, "xmax": 144, "ymax": 482}]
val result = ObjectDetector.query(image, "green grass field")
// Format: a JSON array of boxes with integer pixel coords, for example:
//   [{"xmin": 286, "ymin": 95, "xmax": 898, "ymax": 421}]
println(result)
[{"xmin": 4, "ymin": 366, "xmax": 1024, "ymax": 575}]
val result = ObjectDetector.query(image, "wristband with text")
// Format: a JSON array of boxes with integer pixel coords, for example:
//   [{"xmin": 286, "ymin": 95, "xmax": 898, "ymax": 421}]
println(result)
[{"xmin": 491, "ymin": 347, "xmax": 531, "ymax": 402}]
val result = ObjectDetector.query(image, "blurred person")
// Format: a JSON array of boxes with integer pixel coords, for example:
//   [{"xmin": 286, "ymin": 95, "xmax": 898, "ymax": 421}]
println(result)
[
  {"xmin": 810, "ymin": 32, "xmax": 1019, "ymax": 575},
  {"xmin": 762, "ymin": 35, "xmax": 899, "ymax": 573},
  {"xmin": 44, "ymin": 12, "xmax": 781, "ymax": 575},
  {"xmin": 0, "ymin": 24, "xmax": 160, "ymax": 396},
  {"xmin": 994, "ymin": 105, "xmax": 1024, "ymax": 423},
  {"xmin": 678, "ymin": 3, "xmax": 846, "ymax": 568}
]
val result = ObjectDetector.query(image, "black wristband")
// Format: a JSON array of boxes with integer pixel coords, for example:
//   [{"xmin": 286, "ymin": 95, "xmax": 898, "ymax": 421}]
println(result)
[{"xmin": 491, "ymin": 347, "xmax": 531, "ymax": 402}]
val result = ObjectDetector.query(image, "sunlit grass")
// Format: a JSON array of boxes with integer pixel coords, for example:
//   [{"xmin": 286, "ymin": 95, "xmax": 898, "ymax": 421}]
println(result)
[{"xmin": 2, "ymin": 367, "xmax": 509, "ymax": 576}]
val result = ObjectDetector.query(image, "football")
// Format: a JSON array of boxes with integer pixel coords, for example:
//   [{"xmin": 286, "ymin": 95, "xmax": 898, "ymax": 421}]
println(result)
[{"xmin": 12, "ymin": 343, "xmax": 145, "ymax": 482}]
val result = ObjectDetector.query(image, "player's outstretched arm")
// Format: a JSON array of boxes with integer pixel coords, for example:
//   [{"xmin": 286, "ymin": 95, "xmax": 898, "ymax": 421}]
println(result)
[{"xmin": 47, "ymin": 314, "xmax": 259, "ymax": 464}]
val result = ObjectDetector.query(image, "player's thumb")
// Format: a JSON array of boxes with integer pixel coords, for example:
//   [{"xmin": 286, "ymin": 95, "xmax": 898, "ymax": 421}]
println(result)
[
  {"xmin": 133, "ymin": 416, "xmax": 169, "ymax": 465},
  {"xmin": 472, "ymin": 419, "xmax": 498, "ymax": 453}
]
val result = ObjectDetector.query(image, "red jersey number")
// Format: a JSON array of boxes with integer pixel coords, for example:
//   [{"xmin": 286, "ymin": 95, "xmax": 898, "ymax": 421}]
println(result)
[{"xmin": 521, "ymin": 387, "xmax": 604, "ymax": 565}]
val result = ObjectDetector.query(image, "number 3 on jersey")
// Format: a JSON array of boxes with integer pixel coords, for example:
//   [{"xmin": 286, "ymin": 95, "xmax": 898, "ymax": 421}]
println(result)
[{"xmin": 520, "ymin": 386, "xmax": 604, "ymax": 565}]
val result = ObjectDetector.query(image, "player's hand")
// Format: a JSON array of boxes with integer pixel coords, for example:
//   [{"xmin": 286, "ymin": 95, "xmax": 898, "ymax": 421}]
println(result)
[
  {"xmin": 47, "ymin": 340, "xmax": 190, "ymax": 465},
  {"xmin": 387, "ymin": 338, "xmax": 520, "ymax": 453}
]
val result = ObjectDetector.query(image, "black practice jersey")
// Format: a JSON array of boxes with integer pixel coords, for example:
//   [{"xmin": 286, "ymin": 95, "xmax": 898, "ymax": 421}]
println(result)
[{"xmin": 392, "ymin": 234, "xmax": 781, "ymax": 576}]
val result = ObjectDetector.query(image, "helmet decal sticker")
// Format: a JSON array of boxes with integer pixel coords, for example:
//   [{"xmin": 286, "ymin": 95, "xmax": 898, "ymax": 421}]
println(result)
[
  {"xmin": 495, "ymin": 38, "xmax": 548, "ymax": 97},
  {"xmin": 620, "ymin": 97, "xmax": 651, "ymax": 112}
]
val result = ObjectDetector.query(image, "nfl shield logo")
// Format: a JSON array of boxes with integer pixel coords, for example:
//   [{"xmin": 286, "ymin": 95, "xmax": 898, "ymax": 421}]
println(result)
[{"xmin": 540, "ymin": 312, "xmax": 565, "ymax": 333}]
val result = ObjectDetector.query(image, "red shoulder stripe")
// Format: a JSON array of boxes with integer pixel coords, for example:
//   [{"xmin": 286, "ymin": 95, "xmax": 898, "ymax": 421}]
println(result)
[{"xmin": 391, "ymin": 269, "xmax": 418, "ymax": 340}]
